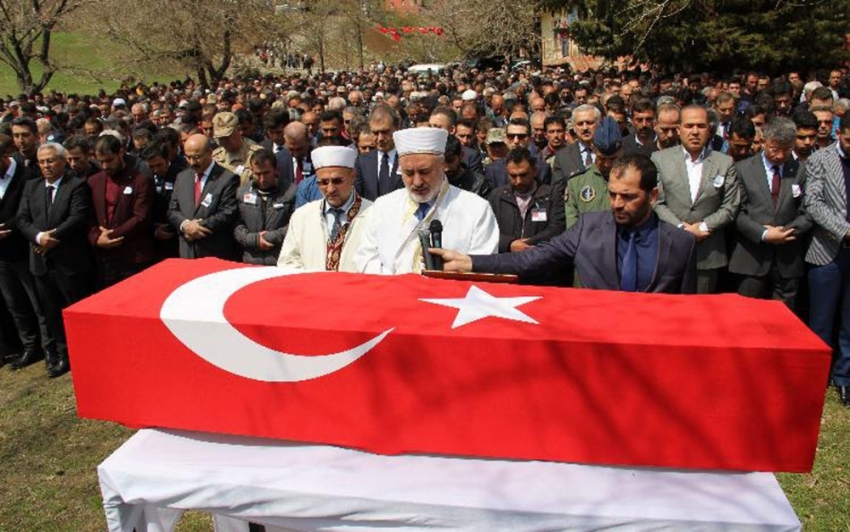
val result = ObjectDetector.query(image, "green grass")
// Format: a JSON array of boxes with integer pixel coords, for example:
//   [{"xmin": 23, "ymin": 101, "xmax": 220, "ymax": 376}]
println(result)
[
  {"xmin": 0, "ymin": 355, "xmax": 848, "ymax": 530},
  {"xmin": 0, "ymin": 32, "xmax": 186, "ymax": 97}
]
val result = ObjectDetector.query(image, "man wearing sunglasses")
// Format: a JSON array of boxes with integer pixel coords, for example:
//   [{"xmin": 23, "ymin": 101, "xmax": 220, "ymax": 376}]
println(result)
[
  {"xmin": 485, "ymin": 118, "xmax": 552, "ymax": 188},
  {"xmin": 279, "ymin": 146, "xmax": 372, "ymax": 272}
]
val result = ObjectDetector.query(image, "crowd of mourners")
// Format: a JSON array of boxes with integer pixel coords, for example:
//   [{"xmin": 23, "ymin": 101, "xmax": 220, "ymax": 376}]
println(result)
[{"xmin": 0, "ymin": 62, "xmax": 848, "ymax": 403}]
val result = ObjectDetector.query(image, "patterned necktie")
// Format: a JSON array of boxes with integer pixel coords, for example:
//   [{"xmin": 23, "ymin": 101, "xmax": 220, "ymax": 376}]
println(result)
[
  {"xmin": 770, "ymin": 165, "xmax": 781, "ymax": 208},
  {"xmin": 379, "ymin": 152, "xmax": 390, "ymax": 194},
  {"xmin": 194, "ymin": 173, "xmax": 203, "ymax": 205},
  {"xmin": 620, "ymin": 231, "xmax": 638, "ymax": 292},
  {"xmin": 329, "ymin": 208, "xmax": 344, "ymax": 241},
  {"xmin": 584, "ymin": 147, "xmax": 593, "ymax": 168}
]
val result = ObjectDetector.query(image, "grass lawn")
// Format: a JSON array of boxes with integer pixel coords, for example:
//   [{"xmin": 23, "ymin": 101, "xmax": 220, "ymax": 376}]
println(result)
[
  {"xmin": 0, "ymin": 32, "xmax": 186, "ymax": 98},
  {"xmin": 0, "ymin": 354, "xmax": 848, "ymax": 531}
]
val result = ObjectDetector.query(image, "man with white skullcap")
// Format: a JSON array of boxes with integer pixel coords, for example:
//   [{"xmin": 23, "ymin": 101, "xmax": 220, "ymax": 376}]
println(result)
[
  {"xmin": 278, "ymin": 146, "xmax": 372, "ymax": 271},
  {"xmin": 354, "ymin": 128, "xmax": 498, "ymax": 274}
]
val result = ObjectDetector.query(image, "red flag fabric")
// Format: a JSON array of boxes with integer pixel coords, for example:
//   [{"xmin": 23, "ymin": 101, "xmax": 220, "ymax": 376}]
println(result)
[{"xmin": 66, "ymin": 258, "xmax": 830, "ymax": 472}]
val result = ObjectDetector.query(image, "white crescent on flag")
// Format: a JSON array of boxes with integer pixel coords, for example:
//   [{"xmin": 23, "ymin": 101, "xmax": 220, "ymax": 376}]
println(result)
[{"xmin": 160, "ymin": 266, "xmax": 393, "ymax": 382}]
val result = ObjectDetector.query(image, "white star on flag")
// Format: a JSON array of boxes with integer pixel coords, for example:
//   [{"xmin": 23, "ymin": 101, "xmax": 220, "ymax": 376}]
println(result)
[{"xmin": 420, "ymin": 285, "xmax": 541, "ymax": 329}]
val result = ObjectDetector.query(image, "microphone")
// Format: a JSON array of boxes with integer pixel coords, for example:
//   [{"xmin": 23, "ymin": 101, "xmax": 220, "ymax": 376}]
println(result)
[
  {"xmin": 429, "ymin": 220, "xmax": 443, "ymax": 270},
  {"xmin": 418, "ymin": 227, "xmax": 436, "ymax": 271}
]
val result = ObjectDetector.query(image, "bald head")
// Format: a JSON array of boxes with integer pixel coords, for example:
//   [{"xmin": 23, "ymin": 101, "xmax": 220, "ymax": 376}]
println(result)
[
  {"xmin": 284, "ymin": 121, "xmax": 310, "ymax": 158},
  {"xmin": 184, "ymin": 134, "xmax": 214, "ymax": 172}
]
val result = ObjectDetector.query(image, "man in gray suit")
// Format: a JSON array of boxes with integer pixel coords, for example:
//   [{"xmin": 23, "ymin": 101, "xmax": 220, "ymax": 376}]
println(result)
[
  {"xmin": 433, "ymin": 154, "xmax": 697, "ymax": 294},
  {"xmin": 551, "ymin": 105, "xmax": 600, "ymax": 183},
  {"xmin": 728, "ymin": 117, "xmax": 811, "ymax": 311},
  {"xmin": 168, "ymin": 134, "xmax": 239, "ymax": 260},
  {"xmin": 652, "ymin": 105, "xmax": 740, "ymax": 293},
  {"xmin": 804, "ymin": 113, "xmax": 850, "ymax": 406}
]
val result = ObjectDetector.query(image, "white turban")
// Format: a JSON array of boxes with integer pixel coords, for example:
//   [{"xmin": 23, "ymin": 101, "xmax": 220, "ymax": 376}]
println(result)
[
  {"xmin": 393, "ymin": 128, "xmax": 448, "ymax": 157},
  {"xmin": 311, "ymin": 146, "xmax": 357, "ymax": 169}
]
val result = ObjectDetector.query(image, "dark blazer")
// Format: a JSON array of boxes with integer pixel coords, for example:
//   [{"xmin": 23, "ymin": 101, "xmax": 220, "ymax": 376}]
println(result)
[
  {"xmin": 355, "ymin": 149, "xmax": 402, "ymax": 201},
  {"xmin": 167, "ymin": 163, "xmax": 240, "ymax": 260},
  {"xmin": 551, "ymin": 143, "xmax": 585, "ymax": 183},
  {"xmin": 728, "ymin": 155, "xmax": 811, "ymax": 278},
  {"xmin": 272, "ymin": 146, "xmax": 295, "ymax": 191},
  {"xmin": 472, "ymin": 211, "xmax": 698, "ymax": 294},
  {"xmin": 485, "ymin": 158, "xmax": 554, "ymax": 189},
  {"xmin": 622, "ymin": 134, "xmax": 658, "ymax": 157},
  {"xmin": 234, "ymin": 181, "xmax": 297, "ymax": 265},
  {"xmin": 87, "ymin": 167, "xmax": 156, "ymax": 265},
  {"xmin": 0, "ymin": 159, "xmax": 36, "ymax": 263},
  {"xmin": 16, "ymin": 175, "xmax": 94, "ymax": 277},
  {"xmin": 462, "ymin": 146, "xmax": 484, "ymax": 175},
  {"xmin": 488, "ymin": 182, "xmax": 566, "ymax": 253}
]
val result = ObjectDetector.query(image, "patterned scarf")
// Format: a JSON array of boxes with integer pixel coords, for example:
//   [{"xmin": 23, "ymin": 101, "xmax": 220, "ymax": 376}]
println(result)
[{"xmin": 325, "ymin": 194, "xmax": 363, "ymax": 271}]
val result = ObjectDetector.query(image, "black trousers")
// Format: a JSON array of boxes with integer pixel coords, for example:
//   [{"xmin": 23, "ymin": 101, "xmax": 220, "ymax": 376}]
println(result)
[
  {"xmin": 34, "ymin": 269, "xmax": 92, "ymax": 356},
  {"xmin": 0, "ymin": 259, "xmax": 48, "ymax": 352},
  {"xmin": 736, "ymin": 269, "xmax": 801, "ymax": 313}
]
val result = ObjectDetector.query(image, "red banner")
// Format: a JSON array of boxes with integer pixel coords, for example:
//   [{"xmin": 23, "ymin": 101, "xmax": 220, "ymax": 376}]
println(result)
[{"xmin": 66, "ymin": 259, "xmax": 830, "ymax": 472}]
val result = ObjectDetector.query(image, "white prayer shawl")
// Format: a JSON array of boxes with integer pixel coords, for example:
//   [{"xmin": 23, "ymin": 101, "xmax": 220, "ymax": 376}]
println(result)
[
  {"xmin": 278, "ymin": 198, "xmax": 373, "ymax": 272},
  {"xmin": 354, "ymin": 184, "xmax": 499, "ymax": 274}
]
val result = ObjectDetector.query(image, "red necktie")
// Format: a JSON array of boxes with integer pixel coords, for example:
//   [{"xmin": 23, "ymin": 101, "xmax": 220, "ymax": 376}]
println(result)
[
  {"xmin": 194, "ymin": 173, "xmax": 203, "ymax": 206},
  {"xmin": 296, "ymin": 159, "xmax": 304, "ymax": 185},
  {"xmin": 771, "ymin": 166, "xmax": 781, "ymax": 208}
]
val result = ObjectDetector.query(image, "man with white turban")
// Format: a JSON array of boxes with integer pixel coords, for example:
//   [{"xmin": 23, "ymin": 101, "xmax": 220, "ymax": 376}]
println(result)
[
  {"xmin": 278, "ymin": 146, "xmax": 372, "ymax": 271},
  {"xmin": 354, "ymin": 128, "xmax": 498, "ymax": 274}
]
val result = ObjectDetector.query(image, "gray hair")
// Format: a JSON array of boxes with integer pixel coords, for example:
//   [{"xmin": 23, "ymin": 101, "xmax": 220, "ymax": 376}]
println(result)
[
  {"xmin": 763, "ymin": 117, "xmax": 797, "ymax": 146},
  {"xmin": 835, "ymin": 98, "xmax": 850, "ymax": 113},
  {"xmin": 38, "ymin": 142, "xmax": 66, "ymax": 159},
  {"xmin": 570, "ymin": 104, "xmax": 601, "ymax": 127},
  {"xmin": 656, "ymin": 101, "xmax": 681, "ymax": 117},
  {"xmin": 100, "ymin": 129, "xmax": 125, "ymax": 144},
  {"xmin": 327, "ymin": 97, "xmax": 347, "ymax": 112}
]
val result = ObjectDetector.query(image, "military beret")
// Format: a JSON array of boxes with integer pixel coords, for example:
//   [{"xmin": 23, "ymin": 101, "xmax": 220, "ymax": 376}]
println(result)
[{"xmin": 593, "ymin": 116, "xmax": 622, "ymax": 156}]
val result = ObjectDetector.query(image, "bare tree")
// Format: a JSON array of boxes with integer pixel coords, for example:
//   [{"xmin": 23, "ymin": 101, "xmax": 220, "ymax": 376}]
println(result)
[
  {"xmin": 82, "ymin": 0, "xmax": 275, "ymax": 89},
  {"xmin": 0, "ymin": 0, "xmax": 83, "ymax": 94},
  {"xmin": 422, "ymin": 0, "xmax": 539, "ymax": 60}
]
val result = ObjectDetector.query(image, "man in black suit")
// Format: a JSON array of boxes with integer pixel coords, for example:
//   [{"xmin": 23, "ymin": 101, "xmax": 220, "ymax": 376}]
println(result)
[
  {"xmin": 17, "ymin": 142, "xmax": 94, "ymax": 378},
  {"xmin": 168, "ymin": 134, "xmax": 239, "ymax": 260},
  {"xmin": 621, "ymin": 99, "xmax": 658, "ymax": 157},
  {"xmin": 10, "ymin": 117, "xmax": 40, "ymax": 175},
  {"xmin": 355, "ymin": 105, "xmax": 402, "ymax": 201},
  {"xmin": 433, "ymin": 154, "xmax": 697, "ymax": 294},
  {"xmin": 0, "ymin": 134, "xmax": 48, "ymax": 371},
  {"xmin": 278, "ymin": 121, "xmax": 313, "ymax": 191},
  {"xmin": 728, "ymin": 117, "xmax": 812, "ymax": 311},
  {"xmin": 427, "ymin": 107, "xmax": 484, "ymax": 175}
]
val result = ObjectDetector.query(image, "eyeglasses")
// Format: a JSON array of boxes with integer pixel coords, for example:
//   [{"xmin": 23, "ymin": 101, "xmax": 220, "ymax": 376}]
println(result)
[
  {"xmin": 506, "ymin": 133, "xmax": 528, "ymax": 140},
  {"xmin": 317, "ymin": 177, "xmax": 346, "ymax": 186}
]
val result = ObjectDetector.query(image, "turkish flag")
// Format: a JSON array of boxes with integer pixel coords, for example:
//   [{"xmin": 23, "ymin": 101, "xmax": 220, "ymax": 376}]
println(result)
[{"xmin": 66, "ymin": 259, "xmax": 830, "ymax": 472}]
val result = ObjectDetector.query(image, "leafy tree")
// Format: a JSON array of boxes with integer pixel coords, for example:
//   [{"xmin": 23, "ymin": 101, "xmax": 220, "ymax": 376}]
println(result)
[{"xmin": 537, "ymin": 0, "xmax": 850, "ymax": 73}]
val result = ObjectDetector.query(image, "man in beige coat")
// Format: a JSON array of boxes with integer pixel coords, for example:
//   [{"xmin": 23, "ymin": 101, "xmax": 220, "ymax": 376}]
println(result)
[{"xmin": 278, "ymin": 146, "xmax": 372, "ymax": 271}]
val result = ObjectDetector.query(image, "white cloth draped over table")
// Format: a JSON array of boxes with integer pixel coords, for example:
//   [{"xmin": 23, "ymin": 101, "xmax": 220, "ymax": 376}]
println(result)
[{"xmin": 97, "ymin": 429, "xmax": 801, "ymax": 532}]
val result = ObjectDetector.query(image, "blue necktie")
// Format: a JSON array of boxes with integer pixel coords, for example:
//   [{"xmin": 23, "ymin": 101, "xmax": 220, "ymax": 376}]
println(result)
[
  {"xmin": 415, "ymin": 203, "xmax": 430, "ymax": 221},
  {"xmin": 620, "ymin": 231, "xmax": 638, "ymax": 292}
]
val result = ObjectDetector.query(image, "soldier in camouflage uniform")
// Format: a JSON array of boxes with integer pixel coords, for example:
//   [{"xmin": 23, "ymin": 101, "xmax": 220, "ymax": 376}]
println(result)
[
  {"xmin": 565, "ymin": 117, "xmax": 623, "ymax": 228},
  {"xmin": 211, "ymin": 112, "xmax": 263, "ymax": 186}
]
